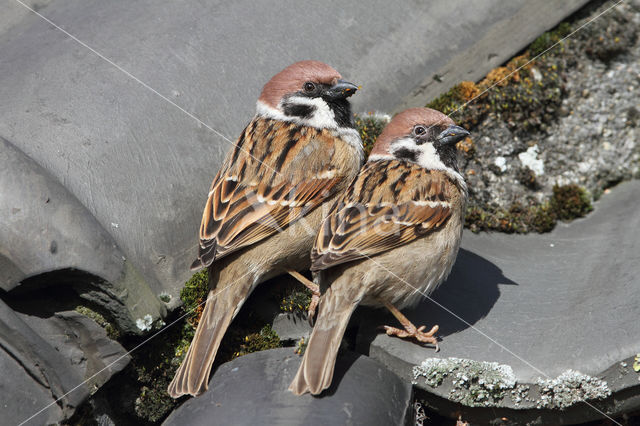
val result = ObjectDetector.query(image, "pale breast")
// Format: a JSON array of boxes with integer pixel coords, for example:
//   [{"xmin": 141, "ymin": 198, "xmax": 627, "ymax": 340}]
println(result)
[{"xmin": 357, "ymin": 209, "xmax": 465, "ymax": 309}]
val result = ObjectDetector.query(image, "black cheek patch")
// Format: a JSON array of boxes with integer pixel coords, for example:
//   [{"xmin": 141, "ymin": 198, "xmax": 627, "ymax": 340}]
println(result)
[
  {"xmin": 435, "ymin": 144, "xmax": 460, "ymax": 172},
  {"xmin": 326, "ymin": 98, "xmax": 354, "ymax": 128},
  {"xmin": 283, "ymin": 103, "xmax": 316, "ymax": 119},
  {"xmin": 393, "ymin": 148, "xmax": 419, "ymax": 163}
]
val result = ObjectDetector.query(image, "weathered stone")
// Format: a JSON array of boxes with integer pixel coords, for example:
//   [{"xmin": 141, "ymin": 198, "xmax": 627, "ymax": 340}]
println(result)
[
  {"xmin": 272, "ymin": 313, "xmax": 312, "ymax": 342},
  {"xmin": 162, "ymin": 348, "xmax": 412, "ymax": 426}
]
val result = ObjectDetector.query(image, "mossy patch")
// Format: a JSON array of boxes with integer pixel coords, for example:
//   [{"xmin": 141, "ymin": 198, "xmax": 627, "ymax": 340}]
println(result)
[
  {"xmin": 75, "ymin": 305, "xmax": 120, "ymax": 340},
  {"xmin": 465, "ymin": 184, "xmax": 592, "ymax": 234},
  {"xmin": 124, "ymin": 268, "xmax": 287, "ymax": 423},
  {"xmin": 529, "ymin": 22, "xmax": 572, "ymax": 56},
  {"xmin": 426, "ymin": 49, "xmax": 564, "ymax": 136},
  {"xmin": 279, "ymin": 287, "xmax": 312, "ymax": 314},
  {"xmin": 131, "ymin": 321, "xmax": 187, "ymax": 422},
  {"xmin": 180, "ymin": 269, "xmax": 208, "ymax": 327},
  {"xmin": 127, "ymin": 271, "xmax": 210, "ymax": 422},
  {"xmin": 550, "ymin": 184, "xmax": 593, "ymax": 221},
  {"xmin": 578, "ymin": 8, "xmax": 638, "ymax": 64},
  {"xmin": 231, "ymin": 324, "xmax": 281, "ymax": 359},
  {"xmin": 348, "ymin": 19, "xmax": 601, "ymax": 236},
  {"xmin": 354, "ymin": 112, "xmax": 390, "ymax": 157}
]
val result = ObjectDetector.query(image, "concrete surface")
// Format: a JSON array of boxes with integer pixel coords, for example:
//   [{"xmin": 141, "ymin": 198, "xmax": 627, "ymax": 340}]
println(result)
[
  {"xmin": 162, "ymin": 348, "xmax": 412, "ymax": 426},
  {"xmin": 0, "ymin": 0, "xmax": 589, "ymax": 319},
  {"xmin": 358, "ymin": 180, "xmax": 640, "ymax": 423}
]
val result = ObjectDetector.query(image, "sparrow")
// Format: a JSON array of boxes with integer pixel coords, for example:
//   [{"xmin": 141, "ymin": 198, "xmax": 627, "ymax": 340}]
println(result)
[
  {"xmin": 168, "ymin": 61, "xmax": 363, "ymax": 398},
  {"xmin": 289, "ymin": 107, "xmax": 470, "ymax": 395}
]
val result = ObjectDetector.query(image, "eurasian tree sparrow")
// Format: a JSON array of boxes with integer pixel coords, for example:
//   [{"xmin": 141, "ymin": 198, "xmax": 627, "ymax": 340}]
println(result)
[
  {"xmin": 168, "ymin": 61, "xmax": 363, "ymax": 398},
  {"xmin": 289, "ymin": 107, "xmax": 470, "ymax": 395}
]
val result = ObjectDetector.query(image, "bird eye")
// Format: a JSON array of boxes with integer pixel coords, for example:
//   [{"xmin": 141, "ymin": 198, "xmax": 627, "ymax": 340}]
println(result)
[
  {"xmin": 413, "ymin": 125, "xmax": 427, "ymax": 136},
  {"xmin": 303, "ymin": 82, "xmax": 316, "ymax": 92}
]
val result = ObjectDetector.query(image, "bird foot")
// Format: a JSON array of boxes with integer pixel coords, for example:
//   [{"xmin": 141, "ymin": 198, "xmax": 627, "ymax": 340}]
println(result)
[
  {"xmin": 285, "ymin": 269, "xmax": 320, "ymax": 326},
  {"xmin": 307, "ymin": 292, "xmax": 320, "ymax": 326},
  {"xmin": 382, "ymin": 324, "xmax": 440, "ymax": 351}
]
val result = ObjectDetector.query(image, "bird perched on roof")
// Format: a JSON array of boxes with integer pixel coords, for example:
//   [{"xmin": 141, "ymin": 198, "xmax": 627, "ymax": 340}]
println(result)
[
  {"xmin": 289, "ymin": 107, "xmax": 470, "ymax": 395},
  {"xmin": 168, "ymin": 61, "xmax": 363, "ymax": 398}
]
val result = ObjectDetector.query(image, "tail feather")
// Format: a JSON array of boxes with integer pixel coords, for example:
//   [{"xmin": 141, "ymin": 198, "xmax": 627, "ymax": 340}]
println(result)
[
  {"xmin": 167, "ymin": 275, "xmax": 253, "ymax": 398},
  {"xmin": 289, "ymin": 281, "xmax": 366, "ymax": 395}
]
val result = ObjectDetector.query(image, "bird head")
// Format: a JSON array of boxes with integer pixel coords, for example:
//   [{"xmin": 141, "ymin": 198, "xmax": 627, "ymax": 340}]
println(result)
[
  {"xmin": 369, "ymin": 108, "xmax": 469, "ymax": 175},
  {"xmin": 257, "ymin": 60, "xmax": 358, "ymax": 130}
]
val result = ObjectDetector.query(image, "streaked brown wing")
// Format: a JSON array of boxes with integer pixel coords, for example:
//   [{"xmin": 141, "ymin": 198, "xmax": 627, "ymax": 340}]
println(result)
[
  {"xmin": 192, "ymin": 118, "xmax": 344, "ymax": 269},
  {"xmin": 310, "ymin": 160, "xmax": 452, "ymax": 271}
]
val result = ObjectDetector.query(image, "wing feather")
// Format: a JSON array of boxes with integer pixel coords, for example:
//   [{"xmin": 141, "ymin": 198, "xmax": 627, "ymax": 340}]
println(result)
[
  {"xmin": 192, "ymin": 118, "xmax": 348, "ymax": 269},
  {"xmin": 310, "ymin": 160, "xmax": 454, "ymax": 271}
]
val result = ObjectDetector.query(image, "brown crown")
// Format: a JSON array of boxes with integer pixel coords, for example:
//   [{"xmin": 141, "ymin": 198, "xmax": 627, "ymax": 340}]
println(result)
[
  {"xmin": 370, "ymin": 108, "xmax": 455, "ymax": 156},
  {"xmin": 258, "ymin": 60, "xmax": 342, "ymax": 108}
]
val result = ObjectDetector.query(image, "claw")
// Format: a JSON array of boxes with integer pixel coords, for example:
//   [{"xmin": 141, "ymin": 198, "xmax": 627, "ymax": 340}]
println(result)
[{"xmin": 382, "ymin": 324, "xmax": 439, "ymax": 351}]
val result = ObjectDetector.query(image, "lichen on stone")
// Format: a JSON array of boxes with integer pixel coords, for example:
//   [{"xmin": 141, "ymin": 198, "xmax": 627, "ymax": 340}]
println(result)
[
  {"xmin": 535, "ymin": 369, "xmax": 611, "ymax": 409},
  {"xmin": 413, "ymin": 357, "xmax": 516, "ymax": 407},
  {"xmin": 510, "ymin": 384, "xmax": 531, "ymax": 406}
]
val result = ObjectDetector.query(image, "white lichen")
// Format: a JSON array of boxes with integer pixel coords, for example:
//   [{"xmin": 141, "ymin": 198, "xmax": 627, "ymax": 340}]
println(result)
[
  {"xmin": 413, "ymin": 357, "xmax": 516, "ymax": 407},
  {"xmin": 510, "ymin": 384, "xmax": 531, "ymax": 406},
  {"xmin": 494, "ymin": 156, "xmax": 508, "ymax": 173},
  {"xmin": 518, "ymin": 144, "xmax": 545, "ymax": 175},
  {"xmin": 136, "ymin": 314, "xmax": 153, "ymax": 332},
  {"xmin": 535, "ymin": 369, "xmax": 611, "ymax": 409}
]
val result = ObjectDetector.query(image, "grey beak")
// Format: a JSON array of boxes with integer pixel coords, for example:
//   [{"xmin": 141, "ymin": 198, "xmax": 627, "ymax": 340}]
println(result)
[
  {"xmin": 324, "ymin": 79, "xmax": 359, "ymax": 100},
  {"xmin": 437, "ymin": 125, "xmax": 470, "ymax": 145}
]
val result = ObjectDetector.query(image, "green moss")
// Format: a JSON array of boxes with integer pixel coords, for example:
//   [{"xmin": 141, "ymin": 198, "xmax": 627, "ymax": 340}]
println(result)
[
  {"xmin": 354, "ymin": 112, "xmax": 389, "ymax": 157},
  {"xmin": 465, "ymin": 184, "xmax": 592, "ymax": 234},
  {"xmin": 132, "ymin": 319, "xmax": 191, "ymax": 422},
  {"xmin": 231, "ymin": 325, "xmax": 281, "ymax": 359},
  {"xmin": 180, "ymin": 269, "xmax": 208, "ymax": 326},
  {"xmin": 516, "ymin": 166, "xmax": 539, "ymax": 190},
  {"xmin": 426, "ymin": 85, "xmax": 466, "ymax": 117},
  {"xmin": 465, "ymin": 203, "xmax": 533, "ymax": 234},
  {"xmin": 427, "ymin": 18, "xmax": 568, "ymax": 138},
  {"xmin": 127, "ymin": 271, "xmax": 210, "ymax": 423},
  {"xmin": 530, "ymin": 203, "xmax": 557, "ymax": 233},
  {"xmin": 551, "ymin": 184, "xmax": 593, "ymax": 221},
  {"xmin": 75, "ymin": 305, "xmax": 120, "ymax": 340},
  {"xmin": 279, "ymin": 287, "xmax": 312, "ymax": 314},
  {"xmin": 295, "ymin": 336, "xmax": 307, "ymax": 355},
  {"xmin": 158, "ymin": 292, "xmax": 172, "ymax": 303},
  {"xmin": 529, "ymin": 22, "xmax": 571, "ymax": 56}
]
